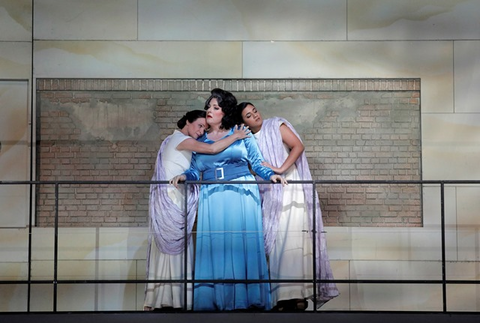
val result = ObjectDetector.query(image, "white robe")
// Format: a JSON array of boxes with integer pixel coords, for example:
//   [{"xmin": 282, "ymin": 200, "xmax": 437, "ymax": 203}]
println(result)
[
  {"xmin": 255, "ymin": 127, "xmax": 314, "ymax": 304},
  {"xmin": 144, "ymin": 130, "xmax": 193, "ymax": 310}
]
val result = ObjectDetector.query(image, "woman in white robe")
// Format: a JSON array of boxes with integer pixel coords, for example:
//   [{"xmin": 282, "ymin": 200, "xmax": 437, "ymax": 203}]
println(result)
[
  {"xmin": 144, "ymin": 110, "xmax": 249, "ymax": 311},
  {"xmin": 237, "ymin": 102, "xmax": 339, "ymax": 311}
]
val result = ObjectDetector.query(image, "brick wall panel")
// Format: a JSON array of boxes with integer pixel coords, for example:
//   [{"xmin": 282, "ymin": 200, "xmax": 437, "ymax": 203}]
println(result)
[{"xmin": 36, "ymin": 78, "xmax": 421, "ymax": 227}]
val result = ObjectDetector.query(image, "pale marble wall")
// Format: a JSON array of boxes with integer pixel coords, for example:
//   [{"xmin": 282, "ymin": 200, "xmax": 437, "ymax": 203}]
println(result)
[{"xmin": 1, "ymin": 0, "xmax": 480, "ymax": 312}]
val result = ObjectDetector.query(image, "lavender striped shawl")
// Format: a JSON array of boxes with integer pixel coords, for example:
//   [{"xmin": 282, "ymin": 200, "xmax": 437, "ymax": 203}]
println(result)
[{"xmin": 148, "ymin": 135, "xmax": 199, "ymax": 255}]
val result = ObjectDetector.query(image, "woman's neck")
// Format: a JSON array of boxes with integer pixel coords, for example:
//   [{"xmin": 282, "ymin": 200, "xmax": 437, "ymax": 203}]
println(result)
[
  {"xmin": 179, "ymin": 127, "xmax": 188, "ymax": 136},
  {"xmin": 251, "ymin": 125, "xmax": 262, "ymax": 134},
  {"xmin": 207, "ymin": 125, "xmax": 229, "ymax": 141}
]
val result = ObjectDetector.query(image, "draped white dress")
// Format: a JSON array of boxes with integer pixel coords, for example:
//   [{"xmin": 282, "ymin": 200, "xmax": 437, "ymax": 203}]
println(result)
[
  {"xmin": 144, "ymin": 130, "xmax": 193, "ymax": 310},
  {"xmin": 254, "ymin": 127, "xmax": 314, "ymax": 305}
]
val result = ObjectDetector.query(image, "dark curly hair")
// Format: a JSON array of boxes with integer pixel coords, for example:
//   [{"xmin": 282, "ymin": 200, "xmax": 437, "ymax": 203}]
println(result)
[
  {"xmin": 176, "ymin": 110, "xmax": 206, "ymax": 129},
  {"xmin": 204, "ymin": 88, "xmax": 238, "ymax": 130}
]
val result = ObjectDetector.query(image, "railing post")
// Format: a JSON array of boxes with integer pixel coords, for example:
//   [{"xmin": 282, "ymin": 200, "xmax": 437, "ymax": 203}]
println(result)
[
  {"xmin": 440, "ymin": 182, "xmax": 447, "ymax": 312},
  {"xmin": 53, "ymin": 183, "xmax": 59, "ymax": 312},
  {"xmin": 312, "ymin": 180, "xmax": 318, "ymax": 312},
  {"xmin": 183, "ymin": 181, "xmax": 189, "ymax": 312},
  {"xmin": 27, "ymin": 182, "xmax": 33, "ymax": 312}
]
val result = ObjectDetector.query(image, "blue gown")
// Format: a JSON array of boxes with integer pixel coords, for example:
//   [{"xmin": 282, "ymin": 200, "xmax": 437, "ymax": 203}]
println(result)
[{"xmin": 183, "ymin": 129, "xmax": 274, "ymax": 311}]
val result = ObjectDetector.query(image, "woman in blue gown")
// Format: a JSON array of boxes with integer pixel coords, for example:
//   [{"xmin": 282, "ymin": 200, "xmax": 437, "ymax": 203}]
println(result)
[{"xmin": 171, "ymin": 88, "xmax": 285, "ymax": 311}]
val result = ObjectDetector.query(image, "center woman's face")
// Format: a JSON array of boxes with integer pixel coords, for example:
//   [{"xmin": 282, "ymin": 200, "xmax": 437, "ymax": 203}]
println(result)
[{"xmin": 206, "ymin": 98, "xmax": 225, "ymax": 126}]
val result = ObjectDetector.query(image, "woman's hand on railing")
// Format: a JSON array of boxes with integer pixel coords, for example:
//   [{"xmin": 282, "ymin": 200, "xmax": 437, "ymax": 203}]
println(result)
[
  {"xmin": 269, "ymin": 174, "xmax": 287, "ymax": 186},
  {"xmin": 169, "ymin": 174, "xmax": 186, "ymax": 188}
]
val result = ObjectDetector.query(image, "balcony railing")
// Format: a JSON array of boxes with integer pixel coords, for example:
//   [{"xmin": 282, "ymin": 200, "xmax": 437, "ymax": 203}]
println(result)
[{"xmin": 0, "ymin": 179, "xmax": 479, "ymax": 313}]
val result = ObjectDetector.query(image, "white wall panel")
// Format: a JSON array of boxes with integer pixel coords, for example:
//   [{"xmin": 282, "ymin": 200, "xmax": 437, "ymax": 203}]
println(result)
[
  {"xmin": 34, "ymin": 0, "xmax": 137, "ymax": 40},
  {"xmin": 348, "ymin": 0, "xmax": 480, "ymax": 41},
  {"xmin": 454, "ymin": 41, "xmax": 480, "ymax": 113},
  {"xmin": 139, "ymin": 0, "xmax": 346, "ymax": 41},
  {"xmin": 243, "ymin": 41, "xmax": 453, "ymax": 114},
  {"xmin": 0, "ymin": 42, "xmax": 31, "ymax": 78},
  {"xmin": 0, "ymin": 81, "xmax": 29, "ymax": 228},
  {"xmin": 456, "ymin": 187, "xmax": 480, "ymax": 261},
  {"xmin": 0, "ymin": 0, "xmax": 32, "ymax": 41},
  {"xmin": 34, "ymin": 41, "xmax": 242, "ymax": 78},
  {"xmin": 423, "ymin": 114, "xmax": 480, "ymax": 180}
]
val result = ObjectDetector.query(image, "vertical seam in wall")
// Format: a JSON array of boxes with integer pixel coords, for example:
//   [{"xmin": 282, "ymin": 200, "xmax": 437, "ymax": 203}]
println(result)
[
  {"xmin": 241, "ymin": 41, "xmax": 244, "ymax": 79},
  {"xmin": 452, "ymin": 40, "xmax": 455, "ymax": 113},
  {"xmin": 136, "ymin": 0, "xmax": 139, "ymax": 41},
  {"xmin": 455, "ymin": 186, "xmax": 458, "ymax": 261},
  {"xmin": 345, "ymin": 0, "xmax": 349, "ymax": 41},
  {"xmin": 27, "ymin": 0, "xmax": 35, "ymax": 313}
]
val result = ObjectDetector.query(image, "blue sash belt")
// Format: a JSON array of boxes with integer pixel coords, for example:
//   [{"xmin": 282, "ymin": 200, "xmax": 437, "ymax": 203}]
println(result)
[{"xmin": 202, "ymin": 164, "xmax": 251, "ymax": 181}]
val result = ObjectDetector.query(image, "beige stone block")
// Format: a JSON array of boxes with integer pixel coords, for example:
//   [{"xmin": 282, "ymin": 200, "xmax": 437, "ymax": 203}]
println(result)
[
  {"xmin": 446, "ymin": 261, "xmax": 480, "ymax": 280},
  {"xmin": 31, "ymin": 228, "xmax": 98, "ymax": 261},
  {"xmin": 0, "ymin": 42, "xmax": 31, "ymax": 78},
  {"xmin": 350, "ymin": 283, "xmax": 443, "ymax": 311},
  {"xmin": 31, "ymin": 228, "xmax": 147, "ymax": 261},
  {"xmin": 136, "ymin": 259, "xmax": 146, "ymax": 279},
  {"xmin": 34, "ymin": 41, "xmax": 242, "ymax": 78},
  {"xmin": 139, "ymin": 0, "xmax": 346, "ymax": 41},
  {"xmin": 318, "ymin": 283, "xmax": 349, "ymax": 311},
  {"xmin": 447, "ymin": 284, "xmax": 480, "ymax": 311},
  {"xmin": 350, "ymin": 260, "xmax": 442, "ymax": 280},
  {"xmin": 328, "ymin": 227, "xmax": 445, "ymax": 261},
  {"xmin": 30, "ymin": 283, "xmax": 138, "ymax": 311},
  {"xmin": 30, "ymin": 259, "xmax": 139, "ymax": 311},
  {"xmin": 319, "ymin": 261, "xmax": 349, "ymax": 311},
  {"xmin": 243, "ymin": 41, "xmax": 453, "ymax": 113},
  {"xmin": 97, "ymin": 227, "xmax": 148, "ymax": 260},
  {"xmin": 34, "ymin": 0, "xmax": 137, "ymax": 40},
  {"xmin": 0, "ymin": 0, "xmax": 32, "ymax": 41},
  {"xmin": 0, "ymin": 229, "xmax": 28, "ymax": 262},
  {"xmin": 445, "ymin": 260, "xmax": 480, "ymax": 311},
  {"xmin": 456, "ymin": 187, "xmax": 480, "ymax": 261},
  {"xmin": 457, "ymin": 187, "xmax": 480, "ymax": 227},
  {"xmin": 422, "ymin": 185, "xmax": 459, "ymax": 261},
  {"xmin": 422, "ymin": 186, "xmax": 457, "ymax": 227},
  {"xmin": 0, "ymin": 284, "xmax": 28, "ymax": 312},
  {"xmin": 136, "ymin": 281, "xmax": 145, "ymax": 310},
  {"xmin": 423, "ymin": 114, "xmax": 480, "ymax": 180},
  {"xmin": 0, "ymin": 81, "xmax": 30, "ymax": 227},
  {"xmin": 325, "ymin": 228, "xmax": 354, "ymax": 260},
  {"xmin": 32, "ymin": 259, "xmax": 137, "ymax": 280},
  {"xmin": 345, "ymin": 261, "xmax": 452, "ymax": 309},
  {"xmin": 136, "ymin": 259, "xmax": 146, "ymax": 309},
  {"xmin": 455, "ymin": 41, "xmax": 480, "ymax": 113},
  {"xmin": 0, "ymin": 262, "xmax": 28, "ymax": 281},
  {"xmin": 348, "ymin": 0, "xmax": 480, "ymax": 40},
  {"xmin": 29, "ymin": 284, "xmax": 53, "ymax": 311}
]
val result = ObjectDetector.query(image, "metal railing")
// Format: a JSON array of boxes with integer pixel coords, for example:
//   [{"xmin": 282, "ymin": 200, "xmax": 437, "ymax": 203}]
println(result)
[{"xmin": 0, "ymin": 179, "xmax": 479, "ymax": 313}]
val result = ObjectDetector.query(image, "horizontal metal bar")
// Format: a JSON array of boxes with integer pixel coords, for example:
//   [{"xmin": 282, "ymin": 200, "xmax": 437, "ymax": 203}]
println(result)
[
  {"xmin": 1, "ymin": 179, "xmax": 480, "ymax": 185},
  {"xmin": 1, "ymin": 279, "xmax": 479, "ymax": 285}
]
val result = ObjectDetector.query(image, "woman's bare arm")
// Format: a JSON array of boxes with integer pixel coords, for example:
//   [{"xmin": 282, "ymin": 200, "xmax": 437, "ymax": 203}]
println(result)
[
  {"xmin": 264, "ymin": 124, "xmax": 304, "ymax": 174},
  {"xmin": 176, "ymin": 124, "xmax": 250, "ymax": 154}
]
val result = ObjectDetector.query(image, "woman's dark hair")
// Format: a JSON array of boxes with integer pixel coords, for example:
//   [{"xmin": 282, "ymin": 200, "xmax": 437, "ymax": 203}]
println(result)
[
  {"xmin": 204, "ymin": 88, "xmax": 238, "ymax": 129},
  {"xmin": 235, "ymin": 102, "xmax": 255, "ymax": 124},
  {"xmin": 177, "ymin": 110, "xmax": 206, "ymax": 129}
]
